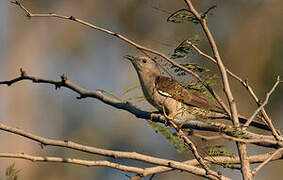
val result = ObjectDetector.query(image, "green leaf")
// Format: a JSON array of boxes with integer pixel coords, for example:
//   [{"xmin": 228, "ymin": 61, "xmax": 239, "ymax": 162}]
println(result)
[
  {"xmin": 147, "ymin": 121, "xmax": 189, "ymax": 152},
  {"xmin": 205, "ymin": 145, "xmax": 235, "ymax": 157},
  {"xmin": 167, "ymin": 9, "xmax": 199, "ymax": 24},
  {"xmin": 121, "ymin": 84, "xmax": 140, "ymax": 96},
  {"xmin": 6, "ymin": 163, "xmax": 21, "ymax": 180},
  {"xmin": 171, "ymin": 35, "xmax": 201, "ymax": 60}
]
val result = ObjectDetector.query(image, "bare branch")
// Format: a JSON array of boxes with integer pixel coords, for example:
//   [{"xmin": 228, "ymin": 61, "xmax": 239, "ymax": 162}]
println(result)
[
  {"xmin": 0, "ymin": 69, "xmax": 164, "ymax": 123},
  {"xmin": 192, "ymin": 133, "xmax": 222, "ymax": 141},
  {"xmin": 131, "ymin": 152, "xmax": 283, "ymax": 178},
  {"xmin": 0, "ymin": 153, "xmax": 145, "ymax": 174},
  {"xmin": 220, "ymin": 134, "xmax": 281, "ymax": 145},
  {"xmin": 252, "ymin": 148, "xmax": 283, "ymax": 176},
  {"xmin": 7, "ymin": 152, "xmax": 278, "ymax": 180},
  {"xmin": 183, "ymin": 0, "xmax": 252, "ymax": 178},
  {"xmin": 244, "ymin": 76, "xmax": 281, "ymax": 132},
  {"xmin": 12, "ymin": 147, "xmax": 280, "ymax": 180},
  {"xmin": 187, "ymin": 41, "xmax": 280, "ymax": 140},
  {"xmin": 0, "ymin": 122, "xmax": 229, "ymax": 179},
  {"xmin": 193, "ymin": 132, "xmax": 282, "ymax": 147},
  {"xmin": 0, "ymin": 70, "xmax": 281, "ymax": 149},
  {"xmin": 163, "ymin": 111, "xmax": 222, "ymax": 179}
]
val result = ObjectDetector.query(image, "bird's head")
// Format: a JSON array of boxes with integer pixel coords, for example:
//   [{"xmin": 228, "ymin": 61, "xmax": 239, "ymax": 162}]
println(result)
[{"xmin": 124, "ymin": 55, "xmax": 161, "ymax": 76}]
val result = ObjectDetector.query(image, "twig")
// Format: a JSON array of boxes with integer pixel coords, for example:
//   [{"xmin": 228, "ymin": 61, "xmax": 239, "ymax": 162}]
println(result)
[
  {"xmin": 0, "ymin": 122, "xmax": 228, "ymax": 179},
  {"xmin": 0, "ymin": 68, "xmax": 163, "ymax": 123},
  {"xmin": 244, "ymin": 76, "xmax": 281, "ymax": 132},
  {"xmin": 162, "ymin": 106, "xmax": 222, "ymax": 180},
  {"xmin": 186, "ymin": 41, "xmax": 216, "ymax": 63},
  {"xmin": 193, "ymin": 131, "xmax": 282, "ymax": 147},
  {"xmin": 192, "ymin": 133, "xmax": 222, "ymax": 141},
  {"xmin": 187, "ymin": 40, "xmax": 281, "ymax": 141},
  {"xmin": 0, "ymin": 153, "xmax": 145, "ymax": 174},
  {"xmin": 130, "ymin": 151, "xmax": 283, "ymax": 178},
  {"xmin": 202, "ymin": 5, "xmax": 217, "ymax": 18},
  {"xmin": 251, "ymin": 148, "xmax": 283, "ymax": 176},
  {"xmin": 183, "ymin": 0, "xmax": 252, "ymax": 178},
  {"xmin": 221, "ymin": 134, "xmax": 281, "ymax": 145}
]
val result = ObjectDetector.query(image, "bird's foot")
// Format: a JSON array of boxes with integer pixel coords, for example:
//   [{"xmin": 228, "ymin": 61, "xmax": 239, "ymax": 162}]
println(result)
[{"xmin": 162, "ymin": 105, "xmax": 174, "ymax": 126}]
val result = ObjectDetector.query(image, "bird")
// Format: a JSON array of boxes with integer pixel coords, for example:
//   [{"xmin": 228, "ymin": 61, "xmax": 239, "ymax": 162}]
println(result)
[{"xmin": 124, "ymin": 55, "xmax": 270, "ymax": 131}]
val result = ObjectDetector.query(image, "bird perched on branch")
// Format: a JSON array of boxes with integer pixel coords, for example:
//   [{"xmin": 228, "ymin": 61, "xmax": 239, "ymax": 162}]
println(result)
[{"xmin": 124, "ymin": 55, "xmax": 270, "ymax": 131}]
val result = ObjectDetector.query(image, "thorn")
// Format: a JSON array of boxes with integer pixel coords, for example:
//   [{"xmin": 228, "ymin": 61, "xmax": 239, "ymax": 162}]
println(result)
[
  {"xmin": 202, "ymin": 5, "xmax": 217, "ymax": 18},
  {"xmin": 60, "ymin": 73, "xmax": 67, "ymax": 82},
  {"xmin": 244, "ymin": 79, "xmax": 248, "ymax": 86},
  {"xmin": 20, "ymin": 68, "xmax": 26, "ymax": 77},
  {"xmin": 55, "ymin": 84, "xmax": 60, "ymax": 90},
  {"xmin": 10, "ymin": 1, "xmax": 20, "ymax": 5},
  {"xmin": 69, "ymin": 16, "xmax": 76, "ymax": 20},
  {"xmin": 32, "ymin": 77, "xmax": 39, "ymax": 82},
  {"xmin": 76, "ymin": 95, "xmax": 84, "ymax": 99}
]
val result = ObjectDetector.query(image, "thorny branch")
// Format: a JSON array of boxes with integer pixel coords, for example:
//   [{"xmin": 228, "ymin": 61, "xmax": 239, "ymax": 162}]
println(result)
[{"xmin": 0, "ymin": 69, "xmax": 281, "ymax": 148}]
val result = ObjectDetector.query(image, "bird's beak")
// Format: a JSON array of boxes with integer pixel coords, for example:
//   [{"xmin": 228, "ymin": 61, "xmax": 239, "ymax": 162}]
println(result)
[{"xmin": 123, "ymin": 55, "xmax": 135, "ymax": 61}]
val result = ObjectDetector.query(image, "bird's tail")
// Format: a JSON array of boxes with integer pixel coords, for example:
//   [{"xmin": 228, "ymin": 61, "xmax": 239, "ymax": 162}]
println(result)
[{"xmin": 210, "ymin": 107, "xmax": 271, "ymax": 131}]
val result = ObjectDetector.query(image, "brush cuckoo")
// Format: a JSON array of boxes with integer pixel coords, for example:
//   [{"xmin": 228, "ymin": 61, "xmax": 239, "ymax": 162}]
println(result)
[{"xmin": 125, "ymin": 55, "xmax": 270, "ymax": 131}]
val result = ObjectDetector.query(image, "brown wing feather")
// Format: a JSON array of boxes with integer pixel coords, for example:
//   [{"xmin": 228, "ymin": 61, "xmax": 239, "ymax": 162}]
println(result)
[
  {"xmin": 155, "ymin": 76, "xmax": 271, "ymax": 131},
  {"xmin": 155, "ymin": 76, "xmax": 224, "ymax": 113}
]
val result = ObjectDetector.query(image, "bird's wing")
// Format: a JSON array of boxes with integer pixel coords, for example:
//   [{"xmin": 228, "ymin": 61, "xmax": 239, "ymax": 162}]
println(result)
[{"xmin": 155, "ymin": 76, "xmax": 224, "ymax": 113}]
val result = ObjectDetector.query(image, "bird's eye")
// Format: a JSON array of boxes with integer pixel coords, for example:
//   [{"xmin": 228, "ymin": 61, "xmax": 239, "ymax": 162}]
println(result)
[{"xmin": 142, "ymin": 59, "xmax": 147, "ymax": 63}]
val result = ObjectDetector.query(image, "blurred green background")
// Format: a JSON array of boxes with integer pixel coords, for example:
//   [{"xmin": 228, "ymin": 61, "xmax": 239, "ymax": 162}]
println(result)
[{"xmin": 0, "ymin": 0, "xmax": 282, "ymax": 179}]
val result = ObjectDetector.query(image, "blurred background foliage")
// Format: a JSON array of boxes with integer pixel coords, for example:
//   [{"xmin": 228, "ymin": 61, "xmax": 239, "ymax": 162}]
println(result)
[{"xmin": 0, "ymin": 0, "xmax": 282, "ymax": 179}]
